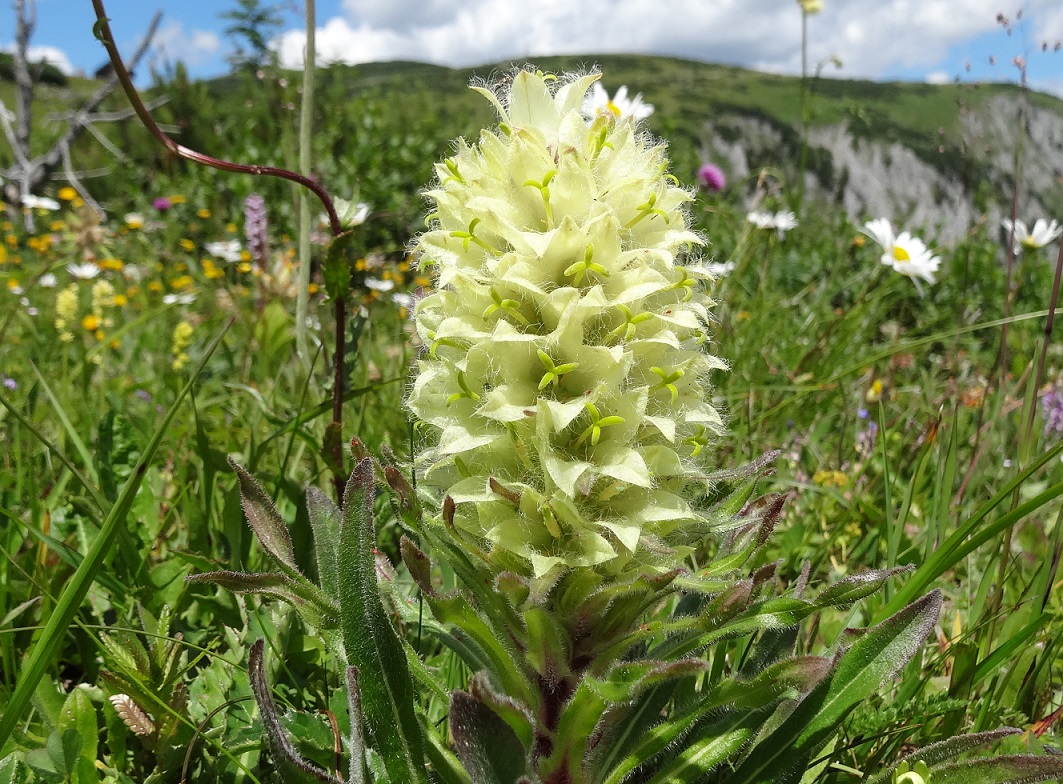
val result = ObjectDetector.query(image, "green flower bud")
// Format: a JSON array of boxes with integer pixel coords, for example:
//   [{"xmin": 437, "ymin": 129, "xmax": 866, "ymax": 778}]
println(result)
[{"xmin": 407, "ymin": 68, "xmax": 726, "ymax": 576}]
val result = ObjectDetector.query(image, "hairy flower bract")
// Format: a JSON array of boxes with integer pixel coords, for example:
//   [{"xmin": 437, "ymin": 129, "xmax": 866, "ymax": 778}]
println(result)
[{"xmin": 407, "ymin": 69, "xmax": 726, "ymax": 576}]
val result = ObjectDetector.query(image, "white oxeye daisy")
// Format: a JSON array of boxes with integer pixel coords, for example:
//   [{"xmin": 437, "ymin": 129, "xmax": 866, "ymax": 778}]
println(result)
[
  {"xmin": 21, "ymin": 194, "xmax": 61, "ymax": 211},
  {"xmin": 1001, "ymin": 217, "xmax": 1062, "ymax": 253},
  {"xmin": 862, "ymin": 218, "xmax": 940, "ymax": 294},
  {"xmin": 162, "ymin": 293, "xmax": 196, "ymax": 305},
  {"xmin": 364, "ymin": 277, "xmax": 395, "ymax": 292},
  {"xmin": 67, "ymin": 263, "xmax": 101, "ymax": 280},
  {"xmin": 580, "ymin": 82, "xmax": 654, "ymax": 122},
  {"xmin": 748, "ymin": 210, "xmax": 798, "ymax": 238},
  {"xmin": 205, "ymin": 240, "xmax": 243, "ymax": 263},
  {"xmin": 38, "ymin": 273, "xmax": 58, "ymax": 288}
]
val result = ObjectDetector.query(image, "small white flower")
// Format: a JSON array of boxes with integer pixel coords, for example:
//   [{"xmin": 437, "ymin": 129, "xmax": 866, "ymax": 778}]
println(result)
[
  {"xmin": 163, "ymin": 293, "xmax": 196, "ymax": 305},
  {"xmin": 67, "ymin": 263, "xmax": 101, "ymax": 280},
  {"xmin": 862, "ymin": 218, "xmax": 941, "ymax": 294},
  {"xmin": 205, "ymin": 240, "xmax": 243, "ymax": 263},
  {"xmin": 747, "ymin": 210, "xmax": 775, "ymax": 229},
  {"xmin": 20, "ymin": 296, "xmax": 37, "ymax": 316},
  {"xmin": 333, "ymin": 198, "xmax": 370, "ymax": 228},
  {"xmin": 581, "ymin": 82, "xmax": 654, "ymax": 122},
  {"xmin": 1001, "ymin": 217, "xmax": 1062, "ymax": 253},
  {"xmin": 391, "ymin": 292, "xmax": 416, "ymax": 308},
  {"xmin": 772, "ymin": 211, "xmax": 798, "ymax": 235},
  {"xmin": 365, "ymin": 276, "xmax": 395, "ymax": 292},
  {"xmin": 123, "ymin": 264, "xmax": 145, "ymax": 282},
  {"xmin": 9, "ymin": 284, "xmax": 23, "ymax": 295},
  {"xmin": 124, "ymin": 212, "xmax": 145, "ymax": 229},
  {"xmin": 705, "ymin": 261, "xmax": 736, "ymax": 277},
  {"xmin": 38, "ymin": 273, "xmax": 57, "ymax": 288},
  {"xmin": 21, "ymin": 194, "xmax": 61, "ymax": 211}
]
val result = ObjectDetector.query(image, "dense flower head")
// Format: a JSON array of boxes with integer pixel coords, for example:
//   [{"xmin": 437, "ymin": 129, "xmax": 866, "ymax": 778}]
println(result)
[
  {"xmin": 407, "ymin": 69, "xmax": 726, "ymax": 577},
  {"xmin": 696, "ymin": 163, "xmax": 726, "ymax": 192}
]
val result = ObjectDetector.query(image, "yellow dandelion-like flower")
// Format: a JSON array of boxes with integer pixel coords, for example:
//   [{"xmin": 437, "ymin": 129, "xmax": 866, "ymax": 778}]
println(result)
[
  {"xmin": 866, "ymin": 378, "xmax": 884, "ymax": 403},
  {"xmin": 169, "ymin": 194, "xmax": 187, "ymax": 205},
  {"xmin": 5, "ymin": 235, "xmax": 17, "ymax": 248},
  {"xmin": 81, "ymin": 314, "xmax": 101, "ymax": 332},
  {"xmin": 202, "ymin": 259, "xmax": 225, "ymax": 279},
  {"xmin": 170, "ymin": 275, "xmax": 194, "ymax": 290},
  {"xmin": 237, "ymin": 262, "xmax": 252, "ymax": 273},
  {"xmin": 99, "ymin": 258, "xmax": 124, "ymax": 271},
  {"xmin": 148, "ymin": 281, "xmax": 163, "ymax": 292},
  {"xmin": 179, "ymin": 239, "xmax": 195, "ymax": 252},
  {"xmin": 49, "ymin": 221, "xmax": 66, "ymax": 232},
  {"xmin": 0, "ymin": 247, "xmax": 7, "ymax": 265},
  {"xmin": 196, "ymin": 208, "xmax": 211, "ymax": 219},
  {"xmin": 307, "ymin": 282, "xmax": 319, "ymax": 295},
  {"xmin": 57, "ymin": 186, "xmax": 78, "ymax": 201},
  {"xmin": 113, "ymin": 293, "xmax": 128, "ymax": 307},
  {"xmin": 813, "ymin": 469, "xmax": 848, "ymax": 488},
  {"xmin": 226, "ymin": 222, "xmax": 237, "ymax": 233}
]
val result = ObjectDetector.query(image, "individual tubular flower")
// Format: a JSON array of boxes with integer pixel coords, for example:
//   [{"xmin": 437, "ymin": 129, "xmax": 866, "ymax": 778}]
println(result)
[
  {"xmin": 862, "ymin": 218, "xmax": 940, "ymax": 294},
  {"xmin": 1001, "ymin": 217, "xmax": 1062, "ymax": 253},
  {"xmin": 407, "ymin": 69, "xmax": 726, "ymax": 577}
]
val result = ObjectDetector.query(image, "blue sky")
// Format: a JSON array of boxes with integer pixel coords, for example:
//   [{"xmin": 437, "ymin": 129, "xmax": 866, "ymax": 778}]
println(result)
[{"xmin": 9, "ymin": 0, "xmax": 1063, "ymax": 97}]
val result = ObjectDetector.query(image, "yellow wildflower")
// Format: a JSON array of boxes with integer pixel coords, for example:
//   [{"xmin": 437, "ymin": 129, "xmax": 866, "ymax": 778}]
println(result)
[
  {"xmin": 6, "ymin": 278, "xmax": 20, "ymax": 291},
  {"xmin": 49, "ymin": 221, "xmax": 66, "ymax": 232},
  {"xmin": 5, "ymin": 235, "xmax": 17, "ymax": 248},
  {"xmin": 169, "ymin": 194, "xmax": 187, "ymax": 205},
  {"xmin": 0, "ymin": 246, "xmax": 7, "ymax": 264},
  {"xmin": 196, "ymin": 208, "xmax": 211, "ymax": 219},
  {"xmin": 179, "ymin": 239, "xmax": 195, "ymax": 252},
  {"xmin": 148, "ymin": 281, "xmax": 163, "ymax": 292},
  {"xmin": 81, "ymin": 314, "xmax": 101, "ymax": 332},
  {"xmin": 171, "ymin": 320, "xmax": 194, "ymax": 371},
  {"xmin": 92, "ymin": 280, "xmax": 115, "ymax": 311},
  {"xmin": 57, "ymin": 186, "xmax": 78, "ymax": 201},
  {"xmin": 226, "ymin": 222, "xmax": 237, "ymax": 233},
  {"xmin": 237, "ymin": 262, "xmax": 252, "ymax": 273},
  {"xmin": 170, "ymin": 275, "xmax": 194, "ymax": 290},
  {"xmin": 307, "ymin": 283, "xmax": 319, "ymax": 295},
  {"xmin": 813, "ymin": 470, "xmax": 848, "ymax": 488},
  {"xmin": 99, "ymin": 258, "xmax": 124, "ymax": 271},
  {"xmin": 112, "ymin": 293, "xmax": 128, "ymax": 307},
  {"xmin": 865, "ymin": 378, "xmax": 884, "ymax": 403},
  {"xmin": 202, "ymin": 259, "xmax": 225, "ymax": 279}
]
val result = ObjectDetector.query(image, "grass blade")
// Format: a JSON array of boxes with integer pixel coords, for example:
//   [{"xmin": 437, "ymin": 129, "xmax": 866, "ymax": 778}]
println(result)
[{"xmin": 0, "ymin": 320, "xmax": 231, "ymax": 749}]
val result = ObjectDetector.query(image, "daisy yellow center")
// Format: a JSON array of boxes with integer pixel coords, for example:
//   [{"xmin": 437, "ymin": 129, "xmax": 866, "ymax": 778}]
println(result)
[
  {"xmin": 606, "ymin": 100, "xmax": 622, "ymax": 117},
  {"xmin": 892, "ymin": 245, "xmax": 911, "ymax": 263},
  {"xmin": 1022, "ymin": 236, "xmax": 1038, "ymax": 249}
]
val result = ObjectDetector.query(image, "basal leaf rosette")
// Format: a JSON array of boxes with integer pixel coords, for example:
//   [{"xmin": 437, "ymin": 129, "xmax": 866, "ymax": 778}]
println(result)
[{"xmin": 407, "ymin": 69, "xmax": 726, "ymax": 577}]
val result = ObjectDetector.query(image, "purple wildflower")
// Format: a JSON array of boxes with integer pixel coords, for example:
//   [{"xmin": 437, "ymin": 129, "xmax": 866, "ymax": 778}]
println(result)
[
  {"xmin": 697, "ymin": 163, "xmax": 726, "ymax": 192},
  {"xmin": 134, "ymin": 389, "xmax": 152, "ymax": 402},
  {"xmin": 244, "ymin": 193, "xmax": 268, "ymax": 266},
  {"xmin": 2, "ymin": 376, "xmax": 17, "ymax": 391},
  {"xmin": 856, "ymin": 420, "xmax": 879, "ymax": 458},
  {"xmin": 153, "ymin": 197, "xmax": 171, "ymax": 211},
  {"xmin": 1042, "ymin": 389, "xmax": 1063, "ymax": 438}
]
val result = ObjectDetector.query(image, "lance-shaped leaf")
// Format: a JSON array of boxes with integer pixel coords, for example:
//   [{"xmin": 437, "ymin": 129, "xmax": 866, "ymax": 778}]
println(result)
[
  {"xmin": 346, "ymin": 667, "xmax": 366, "ymax": 784},
  {"xmin": 450, "ymin": 690, "xmax": 529, "ymax": 784},
  {"xmin": 640, "ymin": 711, "xmax": 765, "ymax": 784},
  {"xmin": 186, "ymin": 570, "xmax": 339, "ymax": 630},
  {"xmin": 337, "ymin": 459, "xmax": 427, "ymax": 784},
  {"xmin": 229, "ymin": 458, "xmax": 299, "ymax": 573},
  {"xmin": 469, "ymin": 672, "xmax": 537, "ymax": 752},
  {"xmin": 925, "ymin": 755, "xmax": 1063, "ymax": 784},
  {"xmin": 598, "ymin": 657, "xmax": 829, "ymax": 784},
  {"xmin": 248, "ymin": 640, "xmax": 341, "ymax": 784},
  {"xmin": 814, "ymin": 565, "xmax": 913, "ymax": 609},
  {"xmin": 306, "ymin": 486, "xmax": 342, "ymax": 599},
  {"xmin": 863, "ymin": 729, "xmax": 1021, "ymax": 784},
  {"xmin": 524, "ymin": 607, "xmax": 572, "ymax": 681},
  {"xmin": 544, "ymin": 659, "xmax": 708, "ymax": 782},
  {"xmin": 726, "ymin": 590, "xmax": 942, "ymax": 784}
]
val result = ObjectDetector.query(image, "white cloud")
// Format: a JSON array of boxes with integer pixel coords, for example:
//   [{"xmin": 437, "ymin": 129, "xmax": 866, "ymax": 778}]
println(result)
[
  {"xmin": 0, "ymin": 44, "xmax": 75, "ymax": 74},
  {"xmin": 153, "ymin": 21, "xmax": 221, "ymax": 68},
  {"xmin": 273, "ymin": 0, "xmax": 1062, "ymax": 87},
  {"xmin": 926, "ymin": 71, "xmax": 950, "ymax": 84}
]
